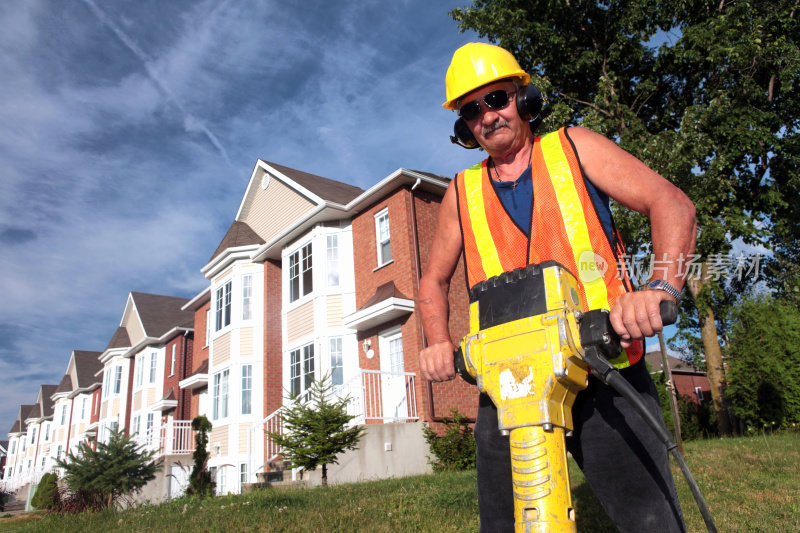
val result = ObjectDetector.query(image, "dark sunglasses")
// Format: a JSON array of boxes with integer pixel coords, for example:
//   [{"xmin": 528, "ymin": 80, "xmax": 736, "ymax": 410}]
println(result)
[{"xmin": 458, "ymin": 90, "xmax": 515, "ymax": 121}]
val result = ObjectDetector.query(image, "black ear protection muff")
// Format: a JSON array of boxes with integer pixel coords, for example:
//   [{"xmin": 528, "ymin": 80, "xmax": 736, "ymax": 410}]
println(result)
[{"xmin": 449, "ymin": 84, "xmax": 547, "ymax": 149}]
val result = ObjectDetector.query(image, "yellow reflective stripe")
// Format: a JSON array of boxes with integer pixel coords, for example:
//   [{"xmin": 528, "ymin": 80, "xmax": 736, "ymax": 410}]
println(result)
[
  {"xmin": 540, "ymin": 132, "xmax": 609, "ymax": 310},
  {"xmin": 463, "ymin": 164, "xmax": 504, "ymax": 278}
]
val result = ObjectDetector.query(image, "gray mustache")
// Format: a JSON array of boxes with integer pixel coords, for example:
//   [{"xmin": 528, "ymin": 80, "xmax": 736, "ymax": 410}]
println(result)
[{"xmin": 482, "ymin": 120, "xmax": 510, "ymax": 136}]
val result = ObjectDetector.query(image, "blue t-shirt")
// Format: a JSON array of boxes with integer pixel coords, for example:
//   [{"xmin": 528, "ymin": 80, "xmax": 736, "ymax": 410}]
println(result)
[{"xmin": 491, "ymin": 163, "xmax": 614, "ymax": 242}]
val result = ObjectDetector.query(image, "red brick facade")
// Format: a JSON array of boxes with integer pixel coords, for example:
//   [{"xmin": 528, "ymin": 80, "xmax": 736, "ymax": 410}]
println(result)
[
  {"xmin": 188, "ymin": 300, "xmax": 211, "ymax": 420},
  {"xmin": 263, "ymin": 259, "xmax": 283, "ymax": 417},
  {"xmin": 350, "ymin": 183, "xmax": 477, "ymax": 428},
  {"xmin": 163, "ymin": 332, "xmax": 194, "ymax": 421}
]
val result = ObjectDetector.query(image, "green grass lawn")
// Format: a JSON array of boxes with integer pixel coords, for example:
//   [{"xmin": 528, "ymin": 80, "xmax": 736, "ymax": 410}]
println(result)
[{"xmin": 3, "ymin": 432, "xmax": 798, "ymax": 532}]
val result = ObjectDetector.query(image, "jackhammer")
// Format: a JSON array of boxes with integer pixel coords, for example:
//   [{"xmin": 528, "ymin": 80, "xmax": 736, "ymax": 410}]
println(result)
[{"xmin": 454, "ymin": 261, "xmax": 716, "ymax": 533}]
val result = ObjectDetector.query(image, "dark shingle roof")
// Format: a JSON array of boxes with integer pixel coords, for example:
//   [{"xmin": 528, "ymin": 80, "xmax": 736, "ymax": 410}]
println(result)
[
  {"xmin": 55, "ymin": 374, "xmax": 74, "ymax": 395},
  {"xmin": 24, "ymin": 404, "xmax": 40, "ymax": 421},
  {"xmin": 74, "ymin": 351, "xmax": 103, "ymax": 388},
  {"xmin": 39, "ymin": 384, "xmax": 58, "ymax": 417},
  {"xmin": 358, "ymin": 280, "xmax": 410, "ymax": 311},
  {"xmin": 264, "ymin": 161, "xmax": 364, "ymax": 205},
  {"xmin": 130, "ymin": 292, "xmax": 193, "ymax": 337},
  {"xmin": 209, "ymin": 221, "xmax": 265, "ymax": 263},
  {"xmin": 106, "ymin": 327, "xmax": 131, "ymax": 350},
  {"xmin": 645, "ymin": 351, "xmax": 704, "ymax": 374},
  {"xmin": 9, "ymin": 420, "xmax": 20, "ymax": 434}
]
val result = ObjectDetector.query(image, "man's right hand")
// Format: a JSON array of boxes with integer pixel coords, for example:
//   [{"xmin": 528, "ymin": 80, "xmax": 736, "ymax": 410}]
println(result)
[{"xmin": 420, "ymin": 341, "xmax": 457, "ymax": 382}]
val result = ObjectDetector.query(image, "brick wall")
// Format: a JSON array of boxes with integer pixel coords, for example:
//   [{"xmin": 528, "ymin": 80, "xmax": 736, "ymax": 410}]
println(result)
[
  {"xmin": 350, "ymin": 182, "xmax": 477, "ymax": 428},
  {"xmin": 188, "ymin": 300, "xmax": 210, "ymax": 420},
  {"xmin": 162, "ymin": 332, "xmax": 194, "ymax": 421},
  {"xmin": 263, "ymin": 259, "xmax": 283, "ymax": 417}
]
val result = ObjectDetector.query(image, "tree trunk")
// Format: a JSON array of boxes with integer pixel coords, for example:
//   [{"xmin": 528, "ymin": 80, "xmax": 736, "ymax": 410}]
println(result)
[
  {"xmin": 321, "ymin": 464, "xmax": 328, "ymax": 487},
  {"xmin": 687, "ymin": 262, "xmax": 732, "ymax": 435}
]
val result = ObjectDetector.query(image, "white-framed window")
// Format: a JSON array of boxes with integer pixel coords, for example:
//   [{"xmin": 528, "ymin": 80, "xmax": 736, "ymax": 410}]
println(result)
[
  {"xmin": 213, "ymin": 369, "xmax": 230, "ymax": 420},
  {"xmin": 375, "ymin": 208, "xmax": 391, "ymax": 266},
  {"xmin": 330, "ymin": 337, "xmax": 343, "ymax": 386},
  {"xmin": 114, "ymin": 366, "xmax": 123, "ymax": 394},
  {"xmin": 9, "ymin": 440, "xmax": 15, "ymax": 455},
  {"xmin": 135, "ymin": 354, "xmax": 144, "ymax": 388},
  {"xmin": 242, "ymin": 274, "xmax": 253, "ymax": 321},
  {"xmin": 61, "ymin": 404, "xmax": 68, "ymax": 425},
  {"xmin": 41, "ymin": 457, "xmax": 46, "ymax": 470},
  {"xmin": 43, "ymin": 423, "xmax": 50, "ymax": 442},
  {"xmin": 149, "ymin": 352, "xmax": 157, "ymax": 384},
  {"xmin": 289, "ymin": 243, "xmax": 313, "ymax": 303},
  {"xmin": 103, "ymin": 368, "xmax": 110, "ymax": 398},
  {"xmin": 240, "ymin": 463, "xmax": 248, "ymax": 485},
  {"xmin": 290, "ymin": 343, "xmax": 315, "ymax": 397},
  {"xmin": 131, "ymin": 415, "xmax": 140, "ymax": 436},
  {"xmin": 695, "ymin": 386, "xmax": 704, "ymax": 402},
  {"xmin": 241, "ymin": 364, "xmax": 252, "ymax": 415},
  {"xmin": 110, "ymin": 420, "xmax": 119, "ymax": 436},
  {"xmin": 146, "ymin": 413, "xmax": 154, "ymax": 441},
  {"xmin": 30, "ymin": 427, "xmax": 37, "ymax": 447},
  {"xmin": 170, "ymin": 344, "xmax": 176, "ymax": 377},
  {"xmin": 215, "ymin": 281, "xmax": 232, "ymax": 331},
  {"xmin": 326, "ymin": 235, "xmax": 339, "ymax": 287},
  {"xmin": 81, "ymin": 397, "xmax": 88, "ymax": 420}
]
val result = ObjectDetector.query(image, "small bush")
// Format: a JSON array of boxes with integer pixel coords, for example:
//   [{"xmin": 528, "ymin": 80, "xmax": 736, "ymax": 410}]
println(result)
[
  {"xmin": 422, "ymin": 408, "xmax": 476, "ymax": 471},
  {"xmin": 0, "ymin": 488, "xmax": 11, "ymax": 512},
  {"xmin": 31, "ymin": 472, "xmax": 60, "ymax": 510}
]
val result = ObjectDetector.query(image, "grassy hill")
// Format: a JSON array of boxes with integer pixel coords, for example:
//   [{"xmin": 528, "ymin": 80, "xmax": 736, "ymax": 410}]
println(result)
[{"xmin": 3, "ymin": 432, "xmax": 798, "ymax": 532}]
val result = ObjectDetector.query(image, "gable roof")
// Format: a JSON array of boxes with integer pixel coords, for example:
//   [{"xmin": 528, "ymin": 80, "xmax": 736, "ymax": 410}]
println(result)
[
  {"xmin": 106, "ymin": 327, "xmax": 131, "ymax": 351},
  {"xmin": 9, "ymin": 420, "xmax": 20, "ymax": 434},
  {"xmin": 55, "ymin": 374, "xmax": 74, "ymax": 394},
  {"xmin": 73, "ymin": 351, "xmax": 103, "ymax": 388},
  {"xmin": 129, "ymin": 292, "xmax": 193, "ymax": 337},
  {"xmin": 262, "ymin": 161, "xmax": 364, "ymax": 206},
  {"xmin": 645, "ymin": 350, "xmax": 705, "ymax": 374},
  {"xmin": 209, "ymin": 220, "xmax": 265, "ymax": 263},
  {"xmin": 39, "ymin": 384, "xmax": 58, "ymax": 417}
]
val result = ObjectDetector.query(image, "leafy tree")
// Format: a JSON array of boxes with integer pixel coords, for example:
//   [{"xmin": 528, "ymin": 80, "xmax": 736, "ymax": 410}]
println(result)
[
  {"xmin": 451, "ymin": 0, "xmax": 800, "ymax": 434},
  {"xmin": 31, "ymin": 472, "xmax": 60, "ymax": 510},
  {"xmin": 186, "ymin": 415, "xmax": 215, "ymax": 497},
  {"xmin": 267, "ymin": 375, "xmax": 365, "ymax": 486},
  {"xmin": 56, "ymin": 429, "xmax": 162, "ymax": 509},
  {"xmin": 422, "ymin": 408, "xmax": 476, "ymax": 471},
  {"xmin": 724, "ymin": 296, "xmax": 800, "ymax": 432}
]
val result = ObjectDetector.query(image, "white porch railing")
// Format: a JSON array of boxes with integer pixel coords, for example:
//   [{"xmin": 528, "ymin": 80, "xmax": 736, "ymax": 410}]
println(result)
[
  {"xmin": 132, "ymin": 420, "xmax": 195, "ymax": 457},
  {"xmin": 247, "ymin": 369, "xmax": 418, "ymax": 483}
]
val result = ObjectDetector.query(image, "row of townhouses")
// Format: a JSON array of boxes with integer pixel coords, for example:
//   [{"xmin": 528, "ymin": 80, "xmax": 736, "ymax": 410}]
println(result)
[{"xmin": 2, "ymin": 161, "xmax": 477, "ymax": 505}]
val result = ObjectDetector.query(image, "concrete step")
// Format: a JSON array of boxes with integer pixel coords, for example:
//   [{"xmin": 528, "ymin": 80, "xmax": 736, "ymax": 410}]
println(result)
[{"xmin": 3, "ymin": 500, "xmax": 26, "ymax": 512}]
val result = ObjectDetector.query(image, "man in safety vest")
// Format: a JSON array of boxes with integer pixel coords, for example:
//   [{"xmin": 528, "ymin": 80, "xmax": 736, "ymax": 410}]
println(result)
[{"xmin": 418, "ymin": 42, "xmax": 696, "ymax": 532}]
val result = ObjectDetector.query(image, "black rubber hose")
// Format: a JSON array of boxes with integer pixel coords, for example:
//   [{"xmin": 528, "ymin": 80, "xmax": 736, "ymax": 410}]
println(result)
[{"xmin": 583, "ymin": 300, "xmax": 717, "ymax": 533}]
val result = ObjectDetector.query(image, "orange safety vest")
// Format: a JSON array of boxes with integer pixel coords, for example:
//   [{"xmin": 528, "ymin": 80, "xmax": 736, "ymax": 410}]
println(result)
[{"xmin": 455, "ymin": 127, "xmax": 643, "ymax": 368}]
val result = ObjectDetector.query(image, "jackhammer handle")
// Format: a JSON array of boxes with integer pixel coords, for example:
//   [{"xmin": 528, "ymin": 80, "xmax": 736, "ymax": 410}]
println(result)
[
  {"xmin": 660, "ymin": 300, "xmax": 678, "ymax": 326},
  {"xmin": 453, "ymin": 347, "xmax": 477, "ymax": 385}
]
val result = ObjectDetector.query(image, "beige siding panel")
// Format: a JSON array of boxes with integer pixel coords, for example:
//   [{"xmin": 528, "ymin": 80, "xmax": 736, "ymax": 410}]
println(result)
[
  {"xmin": 239, "ymin": 327, "xmax": 254, "ymax": 358},
  {"xmin": 100, "ymin": 403, "xmax": 108, "ymax": 420},
  {"xmin": 147, "ymin": 388, "xmax": 156, "ymax": 406},
  {"xmin": 126, "ymin": 317, "xmax": 146, "ymax": 347},
  {"xmin": 240, "ymin": 177, "xmax": 316, "ymax": 243},
  {"xmin": 210, "ymin": 426, "xmax": 229, "ymax": 457},
  {"xmin": 213, "ymin": 332, "xmax": 232, "ymax": 365},
  {"xmin": 133, "ymin": 391, "xmax": 142, "ymax": 412},
  {"xmin": 239, "ymin": 425, "xmax": 249, "ymax": 454},
  {"xmin": 327, "ymin": 294, "xmax": 343, "ymax": 328},
  {"xmin": 287, "ymin": 301, "xmax": 315, "ymax": 343},
  {"xmin": 112, "ymin": 398, "xmax": 121, "ymax": 417}
]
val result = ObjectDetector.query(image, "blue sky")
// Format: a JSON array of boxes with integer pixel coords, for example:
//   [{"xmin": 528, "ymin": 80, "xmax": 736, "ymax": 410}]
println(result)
[{"xmin": 0, "ymin": 0, "xmax": 483, "ymax": 435}]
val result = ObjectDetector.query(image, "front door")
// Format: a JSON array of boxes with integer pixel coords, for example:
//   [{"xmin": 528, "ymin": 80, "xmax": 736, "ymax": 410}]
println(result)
[{"xmin": 379, "ymin": 328, "xmax": 407, "ymax": 420}]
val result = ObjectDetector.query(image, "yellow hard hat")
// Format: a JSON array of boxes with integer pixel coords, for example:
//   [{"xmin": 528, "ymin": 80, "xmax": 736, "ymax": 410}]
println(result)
[{"xmin": 443, "ymin": 42, "xmax": 531, "ymax": 110}]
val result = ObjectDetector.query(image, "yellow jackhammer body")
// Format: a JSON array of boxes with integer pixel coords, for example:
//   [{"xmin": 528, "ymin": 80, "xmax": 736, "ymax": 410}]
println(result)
[
  {"xmin": 456, "ymin": 262, "xmax": 587, "ymax": 533},
  {"xmin": 455, "ymin": 261, "xmax": 715, "ymax": 533}
]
